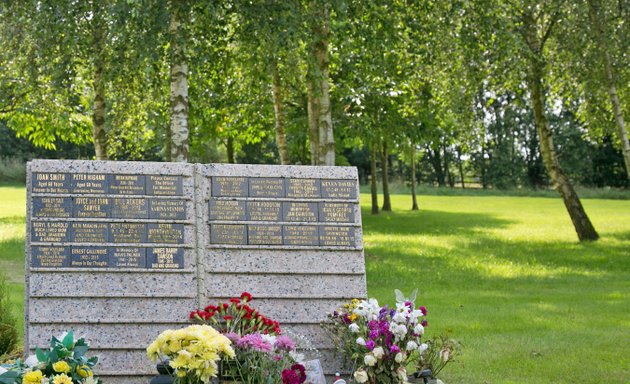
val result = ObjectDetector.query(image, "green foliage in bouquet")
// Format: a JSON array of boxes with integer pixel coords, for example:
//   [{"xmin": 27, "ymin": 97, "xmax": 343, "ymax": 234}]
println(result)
[{"xmin": 0, "ymin": 331, "xmax": 100, "ymax": 384}]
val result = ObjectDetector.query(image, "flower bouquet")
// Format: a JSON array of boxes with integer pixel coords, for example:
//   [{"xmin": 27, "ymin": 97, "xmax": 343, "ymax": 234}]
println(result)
[
  {"xmin": 0, "ymin": 331, "xmax": 100, "ymax": 384},
  {"xmin": 190, "ymin": 292, "xmax": 306, "ymax": 384},
  {"xmin": 146, "ymin": 324, "xmax": 235, "ymax": 384},
  {"xmin": 322, "ymin": 291, "xmax": 428, "ymax": 384}
]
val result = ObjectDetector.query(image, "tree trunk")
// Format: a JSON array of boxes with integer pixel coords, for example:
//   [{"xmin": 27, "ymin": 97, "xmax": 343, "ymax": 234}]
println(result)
[
  {"xmin": 169, "ymin": 1, "xmax": 189, "ymax": 162},
  {"xmin": 307, "ymin": 0, "xmax": 334, "ymax": 166},
  {"xmin": 430, "ymin": 147, "xmax": 445, "ymax": 187},
  {"xmin": 525, "ymin": 25, "xmax": 599, "ymax": 241},
  {"xmin": 381, "ymin": 141, "xmax": 392, "ymax": 211},
  {"xmin": 370, "ymin": 142, "xmax": 379, "ymax": 215},
  {"xmin": 92, "ymin": 59, "xmax": 107, "ymax": 160},
  {"xmin": 307, "ymin": 82, "xmax": 319, "ymax": 165},
  {"xmin": 588, "ymin": 0, "xmax": 630, "ymax": 180},
  {"xmin": 227, "ymin": 136, "xmax": 235, "ymax": 164},
  {"xmin": 92, "ymin": 3, "xmax": 107, "ymax": 161},
  {"xmin": 271, "ymin": 58, "xmax": 290, "ymax": 165},
  {"xmin": 411, "ymin": 144, "xmax": 419, "ymax": 210},
  {"xmin": 457, "ymin": 146, "xmax": 465, "ymax": 189}
]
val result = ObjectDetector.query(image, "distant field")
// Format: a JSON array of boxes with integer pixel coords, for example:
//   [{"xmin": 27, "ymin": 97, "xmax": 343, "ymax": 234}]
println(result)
[{"xmin": 1, "ymin": 184, "xmax": 629, "ymax": 382}]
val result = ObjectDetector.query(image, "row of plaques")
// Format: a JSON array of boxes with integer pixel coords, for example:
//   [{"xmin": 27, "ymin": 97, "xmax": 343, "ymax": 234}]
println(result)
[
  {"xmin": 31, "ymin": 245, "xmax": 184, "ymax": 269},
  {"xmin": 31, "ymin": 222, "xmax": 184, "ymax": 244},
  {"xmin": 33, "ymin": 197, "xmax": 187, "ymax": 220},
  {"xmin": 210, "ymin": 224, "xmax": 357, "ymax": 247},
  {"xmin": 209, "ymin": 200, "xmax": 355, "ymax": 223},
  {"xmin": 32, "ymin": 173, "xmax": 184, "ymax": 196},
  {"xmin": 211, "ymin": 177, "xmax": 357, "ymax": 200}
]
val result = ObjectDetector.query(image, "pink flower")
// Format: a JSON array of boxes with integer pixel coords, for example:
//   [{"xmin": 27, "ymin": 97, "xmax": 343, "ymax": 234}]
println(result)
[
  {"xmin": 274, "ymin": 335, "xmax": 296, "ymax": 352},
  {"xmin": 237, "ymin": 333, "xmax": 273, "ymax": 352}
]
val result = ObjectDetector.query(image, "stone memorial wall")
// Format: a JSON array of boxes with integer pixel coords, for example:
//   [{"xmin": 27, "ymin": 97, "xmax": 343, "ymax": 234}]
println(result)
[{"xmin": 26, "ymin": 160, "xmax": 366, "ymax": 383}]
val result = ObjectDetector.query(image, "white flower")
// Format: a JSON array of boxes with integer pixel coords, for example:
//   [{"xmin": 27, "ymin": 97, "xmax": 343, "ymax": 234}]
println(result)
[
  {"xmin": 261, "ymin": 334, "xmax": 277, "ymax": 345},
  {"xmin": 392, "ymin": 312, "xmax": 407, "ymax": 323},
  {"xmin": 372, "ymin": 346, "xmax": 384, "ymax": 359},
  {"xmin": 41, "ymin": 377, "xmax": 50, "ymax": 384},
  {"xmin": 177, "ymin": 349, "xmax": 192, "ymax": 358},
  {"xmin": 82, "ymin": 377, "xmax": 97, "ymax": 384},
  {"xmin": 289, "ymin": 350, "xmax": 305, "ymax": 363},
  {"xmin": 395, "ymin": 302, "xmax": 411, "ymax": 315},
  {"xmin": 397, "ymin": 367, "xmax": 409, "ymax": 380},
  {"xmin": 349, "ymin": 323, "xmax": 360, "ymax": 333},
  {"xmin": 364, "ymin": 354, "xmax": 377, "ymax": 366},
  {"xmin": 389, "ymin": 323, "xmax": 408, "ymax": 341},
  {"xmin": 418, "ymin": 343, "xmax": 429, "ymax": 354},
  {"xmin": 354, "ymin": 369, "xmax": 369, "ymax": 383},
  {"xmin": 0, "ymin": 366, "xmax": 7, "ymax": 375},
  {"xmin": 414, "ymin": 323, "xmax": 425, "ymax": 335},
  {"xmin": 406, "ymin": 341, "xmax": 418, "ymax": 351},
  {"xmin": 356, "ymin": 337, "xmax": 366, "ymax": 346},
  {"xmin": 395, "ymin": 352, "xmax": 404, "ymax": 363},
  {"xmin": 409, "ymin": 310, "xmax": 424, "ymax": 323},
  {"xmin": 24, "ymin": 354, "xmax": 39, "ymax": 367}
]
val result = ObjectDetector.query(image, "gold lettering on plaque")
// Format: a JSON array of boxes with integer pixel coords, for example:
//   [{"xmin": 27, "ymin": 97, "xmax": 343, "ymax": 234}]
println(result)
[
  {"xmin": 110, "ymin": 223, "xmax": 146, "ymax": 243},
  {"xmin": 70, "ymin": 247, "xmax": 109, "ymax": 267},
  {"xmin": 74, "ymin": 197, "xmax": 109, "ymax": 218},
  {"xmin": 248, "ymin": 201, "xmax": 281, "ymax": 221},
  {"xmin": 72, "ymin": 222, "xmax": 108, "ymax": 243},
  {"xmin": 248, "ymin": 225, "xmax": 282, "ymax": 245},
  {"xmin": 147, "ymin": 224, "xmax": 183, "ymax": 243},
  {"xmin": 287, "ymin": 179, "xmax": 319, "ymax": 198},
  {"xmin": 150, "ymin": 247, "xmax": 181, "ymax": 269},
  {"xmin": 34, "ymin": 198, "xmax": 71, "ymax": 218},
  {"xmin": 209, "ymin": 200, "xmax": 246, "ymax": 221},
  {"xmin": 33, "ymin": 173, "xmax": 69, "ymax": 193},
  {"xmin": 321, "ymin": 180, "xmax": 355, "ymax": 199},
  {"xmin": 34, "ymin": 247, "xmax": 68, "ymax": 267},
  {"xmin": 284, "ymin": 203, "xmax": 318, "ymax": 222},
  {"xmin": 320, "ymin": 227, "xmax": 355, "ymax": 246},
  {"xmin": 32, "ymin": 221, "xmax": 69, "ymax": 242}
]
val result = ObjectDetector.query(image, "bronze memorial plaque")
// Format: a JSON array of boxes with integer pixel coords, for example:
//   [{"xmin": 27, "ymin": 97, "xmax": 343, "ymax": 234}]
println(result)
[
  {"xmin": 247, "ymin": 201, "xmax": 282, "ymax": 221},
  {"xmin": 319, "ymin": 226, "xmax": 356, "ymax": 247},
  {"xmin": 248, "ymin": 224, "xmax": 283, "ymax": 245},
  {"xmin": 109, "ymin": 223, "xmax": 147, "ymax": 243},
  {"xmin": 31, "ymin": 221, "xmax": 70, "ymax": 243},
  {"xmin": 210, "ymin": 224, "xmax": 247, "ymax": 245},
  {"xmin": 208, "ymin": 199, "xmax": 247, "ymax": 221},
  {"xmin": 70, "ymin": 222, "xmax": 109, "ymax": 243},
  {"xmin": 283, "ymin": 225, "xmax": 319, "ymax": 246},
  {"xmin": 282, "ymin": 202, "xmax": 319, "ymax": 222},
  {"xmin": 110, "ymin": 247, "xmax": 147, "ymax": 268},
  {"xmin": 70, "ymin": 247, "xmax": 110, "ymax": 268},
  {"xmin": 211, "ymin": 177, "xmax": 248, "ymax": 197},
  {"xmin": 111, "ymin": 198, "xmax": 148, "ymax": 219},
  {"xmin": 31, "ymin": 246, "xmax": 71, "ymax": 267},
  {"xmin": 286, "ymin": 178, "xmax": 321, "ymax": 199},
  {"xmin": 147, "ymin": 223, "xmax": 184, "ymax": 244},
  {"xmin": 320, "ymin": 179, "xmax": 357, "ymax": 200},
  {"xmin": 249, "ymin": 177, "xmax": 285, "ymax": 198},
  {"xmin": 32, "ymin": 197, "xmax": 72, "ymax": 218},
  {"xmin": 32, "ymin": 172, "xmax": 71, "ymax": 194},
  {"xmin": 107, "ymin": 174, "xmax": 146, "ymax": 195},
  {"xmin": 146, "ymin": 175, "xmax": 183, "ymax": 196},
  {"xmin": 73, "ymin": 197, "xmax": 110, "ymax": 218},
  {"xmin": 71, "ymin": 173, "xmax": 107, "ymax": 194}
]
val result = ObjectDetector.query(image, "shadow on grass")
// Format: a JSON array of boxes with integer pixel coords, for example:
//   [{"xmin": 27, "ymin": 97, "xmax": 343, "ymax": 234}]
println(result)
[
  {"xmin": 361, "ymin": 208, "xmax": 514, "ymax": 236},
  {"xmin": 0, "ymin": 216, "xmax": 24, "ymax": 225}
]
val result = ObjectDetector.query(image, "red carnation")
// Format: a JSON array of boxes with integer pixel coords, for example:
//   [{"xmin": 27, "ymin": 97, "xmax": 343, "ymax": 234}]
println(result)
[
  {"xmin": 240, "ymin": 292, "xmax": 253, "ymax": 302},
  {"xmin": 224, "ymin": 315, "xmax": 233, "ymax": 322},
  {"xmin": 229, "ymin": 298, "xmax": 240, "ymax": 304}
]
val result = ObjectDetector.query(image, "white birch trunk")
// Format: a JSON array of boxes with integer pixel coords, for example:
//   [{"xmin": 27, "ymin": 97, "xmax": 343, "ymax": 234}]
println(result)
[{"xmin": 169, "ymin": 2, "xmax": 189, "ymax": 163}]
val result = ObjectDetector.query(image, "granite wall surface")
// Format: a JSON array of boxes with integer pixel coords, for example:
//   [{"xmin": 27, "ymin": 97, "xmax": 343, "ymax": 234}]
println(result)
[{"xmin": 26, "ymin": 160, "xmax": 366, "ymax": 383}]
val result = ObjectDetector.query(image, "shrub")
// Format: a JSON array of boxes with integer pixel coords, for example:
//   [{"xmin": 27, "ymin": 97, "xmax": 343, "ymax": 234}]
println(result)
[
  {"xmin": 0, "ymin": 273, "xmax": 18, "ymax": 357},
  {"xmin": 0, "ymin": 158, "xmax": 26, "ymax": 183}
]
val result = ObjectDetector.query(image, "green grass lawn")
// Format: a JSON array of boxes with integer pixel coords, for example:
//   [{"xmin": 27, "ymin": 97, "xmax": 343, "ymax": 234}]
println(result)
[
  {"xmin": 1, "ymin": 184, "xmax": 629, "ymax": 382},
  {"xmin": 0, "ymin": 184, "xmax": 26, "ymax": 345},
  {"xmin": 362, "ymin": 193, "xmax": 630, "ymax": 383}
]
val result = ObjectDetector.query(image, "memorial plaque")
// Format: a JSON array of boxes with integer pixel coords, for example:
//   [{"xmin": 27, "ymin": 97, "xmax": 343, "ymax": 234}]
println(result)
[
  {"xmin": 208, "ymin": 199, "xmax": 247, "ymax": 221},
  {"xmin": 318, "ymin": 202, "xmax": 355, "ymax": 223},
  {"xmin": 247, "ymin": 201, "xmax": 282, "ymax": 221},
  {"xmin": 73, "ymin": 197, "xmax": 110, "ymax": 218},
  {"xmin": 109, "ymin": 223, "xmax": 147, "ymax": 243},
  {"xmin": 32, "ymin": 172, "xmax": 71, "ymax": 194},
  {"xmin": 111, "ymin": 198, "xmax": 148, "ymax": 219},
  {"xmin": 31, "ymin": 246, "xmax": 71, "ymax": 267},
  {"xmin": 286, "ymin": 178, "xmax": 321, "ymax": 199},
  {"xmin": 283, "ymin": 225, "xmax": 319, "ymax": 246},
  {"xmin": 319, "ymin": 226, "xmax": 356, "ymax": 247},
  {"xmin": 71, "ymin": 222, "xmax": 109, "ymax": 243},
  {"xmin": 248, "ymin": 224, "xmax": 283, "ymax": 245},
  {"xmin": 211, "ymin": 177, "xmax": 248, "ymax": 197},
  {"xmin": 320, "ymin": 179, "xmax": 357, "ymax": 200},
  {"xmin": 146, "ymin": 175, "xmax": 183, "ymax": 196},
  {"xmin": 70, "ymin": 247, "xmax": 110, "ymax": 268},
  {"xmin": 149, "ymin": 199, "xmax": 187, "ymax": 220},
  {"xmin": 283, "ymin": 202, "xmax": 319, "ymax": 222},
  {"xmin": 110, "ymin": 247, "xmax": 147, "ymax": 268},
  {"xmin": 210, "ymin": 224, "xmax": 247, "ymax": 245},
  {"xmin": 148, "ymin": 247, "xmax": 184, "ymax": 269},
  {"xmin": 71, "ymin": 173, "xmax": 107, "ymax": 194},
  {"xmin": 249, "ymin": 177, "xmax": 285, "ymax": 197},
  {"xmin": 147, "ymin": 223, "xmax": 184, "ymax": 244},
  {"xmin": 31, "ymin": 221, "xmax": 70, "ymax": 243},
  {"xmin": 107, "ymin": 174, "xmax": 145, "ymax": 195},
  {"xmin": 32, "ymin": 197, "xmax": 72, "ymax": 218}
]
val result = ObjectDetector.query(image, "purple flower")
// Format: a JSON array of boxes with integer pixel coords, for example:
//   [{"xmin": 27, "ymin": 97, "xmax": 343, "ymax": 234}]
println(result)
[
  {"xmin": 368, "ymin": 320, "xmax": 379, "ymax": 330},
  {"xmin": 342, "ymin": 314, "xmax": 351, "ymax": 324},
  {"xmin": 379, "ymin": 321, "xmax": 390, "ymax": 334},
  {"xmin": 390, "ymin": 344, "xmax": 401, "ymax": 354},
  {"xmin": 369, "ymin": 329, "xmax": 380, "ymax": 340},
  {"xmin": 274, "ymin": 335, "xmax": 296, "ymax": 352},
  {"xmin": 421, "ymin": 319, "xmax": 428, "ymax": 327},
  {"xmin": 419, "ymin": 306, "xmax": 427, "ymax": 316},
  {"xmin": 365, "ymin": 340, "xmax": 376, "ymax": 350},
  {"xmin": 224, "ymin": 332, "xmax": 241, "ymax": 343},
  {"xmin": 237, "ymin": 333, "xmax": 273, "ymax": 352},
  {"xmin": 404, "ymin": 301, "xmax": 413, "ymax": 308}
]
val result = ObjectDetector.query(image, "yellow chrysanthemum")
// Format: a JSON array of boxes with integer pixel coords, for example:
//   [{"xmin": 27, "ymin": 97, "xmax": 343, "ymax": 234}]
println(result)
[
  {"xmin": 22, "ymin": 370, "xmax": 43, "ymax": 384},
  {"xmin": 76, "ymin": 365, "xmax": 93, "ymax": 378},
  {"xmin": 52, "ymin": 373, "xmax": 73, "ymax": 384},
  {"xmin": 52, "ymin": 361, "xmax": 71, "ymax": 374}
]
